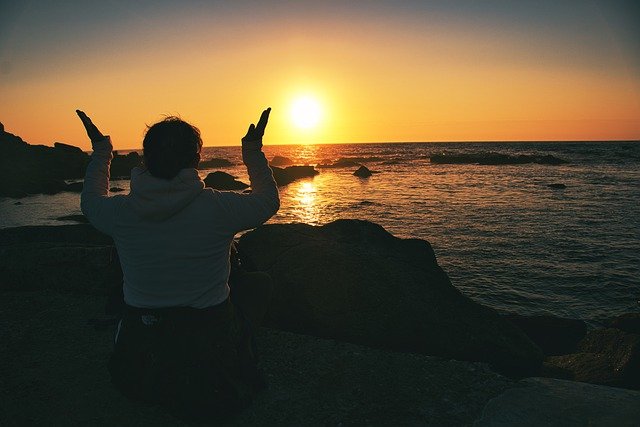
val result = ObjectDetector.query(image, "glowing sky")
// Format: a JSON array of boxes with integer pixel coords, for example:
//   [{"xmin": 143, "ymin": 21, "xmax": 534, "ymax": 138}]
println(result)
[{"xmin": 1, "ymin": 0, "xmax": 639, "ymax": 149}]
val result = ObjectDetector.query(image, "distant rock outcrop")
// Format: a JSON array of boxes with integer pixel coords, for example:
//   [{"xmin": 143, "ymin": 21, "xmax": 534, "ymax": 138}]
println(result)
[
  {"xmin": 430, "ymin": 153, "xmax": 569, "ymax": 166},
  {"xmin": 0, "ymin": 127, "xmax": 141, "ymax": 197},
  {"xmin": 271, "ymin": 166, "xmax": 319, "ymax": 186},
  {"xmin": 203, "ymin": 171, "xmax": 249, "ymax": 191},
  {"xmin": 238, "ymin": 220, "xmax": 544, "ymax": 375}
]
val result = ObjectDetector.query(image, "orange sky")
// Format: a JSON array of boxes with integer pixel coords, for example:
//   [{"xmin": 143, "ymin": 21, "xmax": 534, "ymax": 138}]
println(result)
[{"xmin": 1, "ymin": 1, "xmax": 639, "ymax": 150}]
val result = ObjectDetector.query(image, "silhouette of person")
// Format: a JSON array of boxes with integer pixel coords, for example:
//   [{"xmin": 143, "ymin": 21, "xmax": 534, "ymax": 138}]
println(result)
[{"xmin": 76, "ymin": 108, "xmax": 279, "ymax": 419}]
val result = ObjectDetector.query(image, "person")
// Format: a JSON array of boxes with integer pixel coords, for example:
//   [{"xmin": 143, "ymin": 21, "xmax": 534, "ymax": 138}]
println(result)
[{"xmin": 76, "ymin": 108, "xmax": 279, "ymax": 420}]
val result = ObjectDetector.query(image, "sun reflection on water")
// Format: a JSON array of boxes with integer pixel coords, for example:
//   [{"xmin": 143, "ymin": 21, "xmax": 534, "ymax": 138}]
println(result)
[{"xmin": 291, "ymin": 180, "xmax": 319, "ymax": 224}]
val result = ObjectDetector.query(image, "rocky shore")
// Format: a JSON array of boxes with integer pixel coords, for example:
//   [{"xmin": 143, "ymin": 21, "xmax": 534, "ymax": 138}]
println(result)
[{"xmin": 1, "ymin": 220, "xmax": 639, "ymax": 425}]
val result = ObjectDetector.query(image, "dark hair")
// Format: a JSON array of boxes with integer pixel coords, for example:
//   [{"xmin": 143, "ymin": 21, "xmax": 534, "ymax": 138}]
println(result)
[{"xmin": 143, "ymin": 116, "xmax": 202, "ymax": 179}]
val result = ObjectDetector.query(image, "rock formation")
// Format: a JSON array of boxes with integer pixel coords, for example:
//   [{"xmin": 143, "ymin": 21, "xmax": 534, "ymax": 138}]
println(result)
[
  {"xmin": 271, "ymin": 166, "xmax": 319, "ymax": 186},
  {"xmin": 203, "ymin": 171, "xmax": 249, "ymax": 191},
  {"xmin": 353, "ymin": 165, "xmax": 373, "ymax": 178},
  {"xmin": 237, "ymin": 220, "xmax": 543, "ymax": 374}
]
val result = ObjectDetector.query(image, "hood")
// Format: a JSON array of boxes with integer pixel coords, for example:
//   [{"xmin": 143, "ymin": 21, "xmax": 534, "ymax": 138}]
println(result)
[{"xmin": 128, "ymin": 167, "xmax": 205, "ymax": 221}]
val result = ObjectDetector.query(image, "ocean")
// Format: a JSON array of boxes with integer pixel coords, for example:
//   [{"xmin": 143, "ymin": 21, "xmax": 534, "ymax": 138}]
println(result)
[{"xmin": 1, "ymin": 141, "xmax": 639, "ymax": 324}]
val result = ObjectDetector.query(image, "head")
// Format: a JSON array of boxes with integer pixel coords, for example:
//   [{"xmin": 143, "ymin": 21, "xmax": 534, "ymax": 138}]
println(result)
[{"xmin": 143, "ymin": 116, "xmax": 202, "ymax": 180}]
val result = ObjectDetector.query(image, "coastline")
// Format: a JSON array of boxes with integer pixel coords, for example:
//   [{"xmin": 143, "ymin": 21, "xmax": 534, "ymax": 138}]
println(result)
[{"xmin": 1, "ymin": 221, "xmax": 639, "ymax": 424}]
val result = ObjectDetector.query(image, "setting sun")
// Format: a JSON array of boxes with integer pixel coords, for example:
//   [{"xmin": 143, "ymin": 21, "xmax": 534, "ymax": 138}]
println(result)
[{"xmin": 290, "ymin": 96, "xmax": 323, "ymax": 130}]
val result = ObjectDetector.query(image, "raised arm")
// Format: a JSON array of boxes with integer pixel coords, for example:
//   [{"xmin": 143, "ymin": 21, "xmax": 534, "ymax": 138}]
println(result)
[
  {"xmin": 215, "ymin": 108, "xmax": 280, "ymax": 232},
  {"xmin": 77, "ymin": 110, "xmax": 121, "ymax": 235}
]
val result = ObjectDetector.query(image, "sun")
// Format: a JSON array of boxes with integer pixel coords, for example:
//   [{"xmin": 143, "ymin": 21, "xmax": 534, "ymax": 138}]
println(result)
[{"xmin": 290, "ymin": 96, "xmax": 322, "ymax": 130}]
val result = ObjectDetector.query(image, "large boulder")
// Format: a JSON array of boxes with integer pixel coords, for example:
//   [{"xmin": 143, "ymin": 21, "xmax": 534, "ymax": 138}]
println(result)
[
  {"xmin": 271, "ymin": 166, "xmax": 318, "ymax": 186},
  {"xmin": 503, "ymin": 314, "xmax": 587, "ymax": 356},
  {"xmin": 204, "ymin": 171, "xmax": 249, "ymax": 191},
  {"xmin": 353, "ymin": 165, "xmax": 373, "ymax": 178},
  {"xmin": 269, "ymin": 155, "xmax": 293, "ymax": 167},
  {"xmin": 238, "ymin": 220, "xmax": 543, "ymax": 374}
]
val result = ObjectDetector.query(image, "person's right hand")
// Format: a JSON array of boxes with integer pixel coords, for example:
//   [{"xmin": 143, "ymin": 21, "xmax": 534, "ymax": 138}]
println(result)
[{"xmin": 242, "ymin": 108, "xmax": 271, "ymax": 150}]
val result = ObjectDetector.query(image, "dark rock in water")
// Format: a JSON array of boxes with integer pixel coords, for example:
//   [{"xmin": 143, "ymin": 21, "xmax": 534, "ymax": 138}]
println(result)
[
  {"xmin": 610, "ymin": 313, "xmax": 640, "ymax": 334},
  {"xmin": 56, "ymin": 214, "xmax": 89, "ymax": 223},
  {"xmin": 13, "ymin": 201, "xmax": 22, "ymax": 205},
  {"xmin": 503, "ymin": 314, "xmax": 587, "ymax": 356},
  {"xmin": 544, "ymin": 328, "xmax": 640, "ymax": 389},
  {"xmin": 109, "ymin": 187, "xmax": 125, "ymax": 193},
  {"xmin": 271, "ymin": 166, "xmax": 319, "ymax": 186},
  {"xmin": 353, "ymin": 166, "xmax": 373, "ymax": 178},
  {"xmin": 269, "ymin": 155, "xmax": 294, "ymax": 167},
  {"xmin": 204, "ymin": 171, "xmax": 249, "ymax": 191},
  {"xmin": 548, "ymin": 183, "xmax": 566, "ymax": 189},
  {"xmin": 65, "ymin": 181, "xmax": 84, "ymax": 192},
  {"xmin": 430, "ymin": 153, "xmax": 569, "ymax": 166},
  {"xmin": 238, "ymin": 219, "xmax": 543, "ymax": 375},
  {"xmin": 110, "ymin": 151, "xmax": 142, "ymax": 178},
  {"xmin": 198, "ymin": 158, "xmax": 233, "ymax": 169}
]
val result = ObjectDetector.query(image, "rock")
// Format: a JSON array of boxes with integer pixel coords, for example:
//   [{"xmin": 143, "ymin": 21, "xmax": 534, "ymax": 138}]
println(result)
[
  {"xmin": 503, "ymin": 314, "xmax": 587, "ymax": 355},
  {"xmin": 56, "ymin": 214, "xmax": 89, "ymax": 223},
  {"xmin": 548, "ymin": 183, "xmax": 566, "ymax": 189},
  {"xmin": 54, "ymin": 142, "xmax": 84, "ymax": 154},
  {"xmin": 110, "ymin": 187, "xmax": 125, "ymax": 193},
  {"xmin": 430, "ymin": 153, "xmax": 569, "ymax": 165},
  {"xmin": 269, "ymin": 156, "xmax": 293, "ymax": 167},
  {"xmin": 610, "ymin": 313, "xmax": 640, "ymax": 334},
  {"xmin": 271, "ymin": 166, "xmax": 319, "ymax": 186},
  {"xmin": 65, "ymin": 181, "xmax": 84, "ymax": 192},
  {"xmin": 475, "ymin": 377, "xmax": 640, "ymax": 426},
  {"xmin": 238, "ymin": 220, "xmax": 543, "ymax": 375},
  {"xmin": 353, "ymin": 165, "xmax": 373, "ymax": 178},
  {"xmin": 197, "ymin": 158, "xmax": 233, "ymax": 169},
  {"xmin": 204, "ymin": 171, "xmax": 249, "ymax": 191},
  {"xmin": 0, "ymin": 127, "xmax": 90, "ymax": 197},
  {"xmin": 13, "ymin": 201, "xmax": 22, "ymax": 205},
  {"xmin": 544, "ymin": 328, "xmax": 640, "ymax": 389},
  {"xmin": 110, "ymin": 151, "xmax": 142, "ymax": 178}
]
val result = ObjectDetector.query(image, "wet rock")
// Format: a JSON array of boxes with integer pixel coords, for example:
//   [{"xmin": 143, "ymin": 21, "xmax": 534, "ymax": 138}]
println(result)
[
  {"xmin": 203, "ymin": 171, "xmax": 249, "ymax": 191},
  {"xmin": 609, "ymin": 313, "xmax": 640, "ymax": 334},
  {"xmin": 503, "ymin": 314, "xmax": 587, "ymax": 356},
  {"xmin": 544, "ymin": 328, "xmax": 640, "ymax": 389},
  {"xmin": 269, "ymin": 156, "xmax": 293, "ymax": 167},
  {"xmin": 109, "ymin": 187, "xmax": 125, "ymax": 193},
  {"xmin": 271, "ymin": 166, "xmax": 319, "ymax": 186},
  {"xmin": 198, "ymin": 158, "xmax": 233, "ymax": 169},
  {"xmin": 238, "ymin": 220, "xmax": 543, "ymax": 375},
  {"xmin": 353, "ymin": 165, "xmax": 373, "ymax": 178}
]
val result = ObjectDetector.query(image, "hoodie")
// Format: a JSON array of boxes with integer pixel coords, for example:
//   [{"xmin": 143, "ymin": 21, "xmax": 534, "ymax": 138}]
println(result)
[{"xmin": 81, "ymin": 136, "xmax": 279, "ymax": 309}]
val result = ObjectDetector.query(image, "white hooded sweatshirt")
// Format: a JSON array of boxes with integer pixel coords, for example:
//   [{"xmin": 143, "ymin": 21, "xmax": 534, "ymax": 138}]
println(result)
[{"xmin": 81, "ymin": 137, "xmax": 279, "ymax": 309}]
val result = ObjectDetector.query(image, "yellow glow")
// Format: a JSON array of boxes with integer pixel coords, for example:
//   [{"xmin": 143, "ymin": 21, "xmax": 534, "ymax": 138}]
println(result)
[{"xmin": 290, "ymin": 96, "xmax": 323, "ymax": 130}]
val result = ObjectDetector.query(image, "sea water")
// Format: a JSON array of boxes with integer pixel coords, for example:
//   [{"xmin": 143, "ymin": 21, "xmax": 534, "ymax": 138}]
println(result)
[{"xmin": 1, "ymin": 141, "xmax": 639, "ymax": 323}]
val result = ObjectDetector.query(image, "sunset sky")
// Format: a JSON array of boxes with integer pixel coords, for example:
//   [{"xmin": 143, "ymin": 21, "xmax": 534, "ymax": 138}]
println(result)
[{"xmin": 1, "ymin": 0, "xmax": 639, "ymax": 150}]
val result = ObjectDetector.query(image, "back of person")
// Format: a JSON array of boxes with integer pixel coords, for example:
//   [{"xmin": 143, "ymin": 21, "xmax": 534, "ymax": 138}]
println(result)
[{"xmin": 76, "ymin": 108, "xmax": 278, "ymax": 420}]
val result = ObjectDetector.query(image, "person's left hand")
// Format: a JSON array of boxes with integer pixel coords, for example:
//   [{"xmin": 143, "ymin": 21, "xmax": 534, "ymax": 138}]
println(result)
[{"xmin": 76, "ymin": 110, "xmax": 105, "ymax": 142}]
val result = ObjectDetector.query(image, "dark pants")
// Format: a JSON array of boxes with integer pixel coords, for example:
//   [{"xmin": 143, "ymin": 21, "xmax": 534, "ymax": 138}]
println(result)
[{"xmin": 109, "ymin": 272, "xmax": 272, "ymax": 421}]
